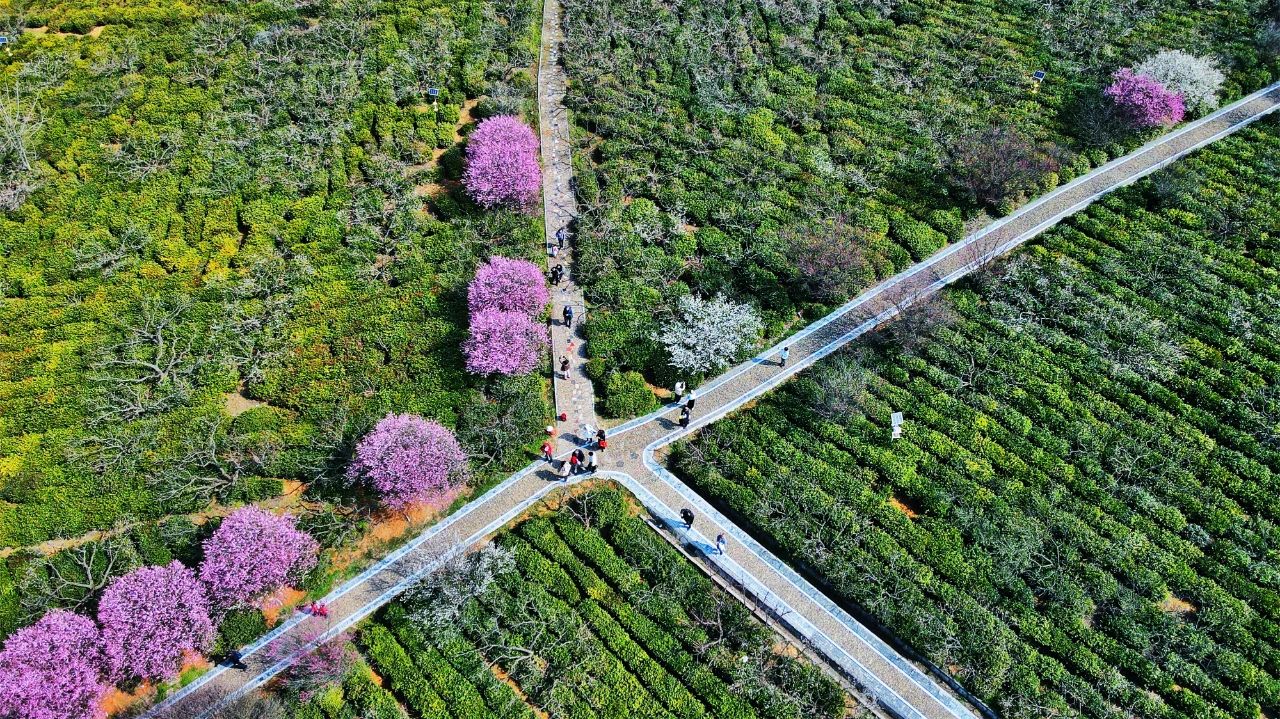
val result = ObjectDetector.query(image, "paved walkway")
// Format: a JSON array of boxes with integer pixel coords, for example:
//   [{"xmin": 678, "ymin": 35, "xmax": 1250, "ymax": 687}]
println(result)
[
  {"xmin": 538, "ymin": 0, "xmax": 598, "ymax": 454},
  {"xmin": 145, "ymin": 53, "xmax": 1280, "ymax": 719}
]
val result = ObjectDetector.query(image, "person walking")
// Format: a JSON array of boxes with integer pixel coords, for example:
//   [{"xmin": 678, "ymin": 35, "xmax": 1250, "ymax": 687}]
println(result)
[
  {"xmin": 673, "ymin": 380, "xmax": 686, "ymax": 403},
  {"xmin": 562, "ymin": 305, "xmax": 574, "ymax": 327},
  {"xmin": 596, "ymin": 428, "xmax": 607, "ymax": 450},
  {"xmin": 685, "ymin": 389, "xmax": 697, "ymax": 412},
  {"xmin": 582, "ymin": 422, "xmax": 596, "ymax": 446},
  {"xmin": 586, "ymin": 451, "xmax": 598, "ymax": 474},
  {"xmin": 556, "ymin": 226, "xmax": 567, "ymax": 249},
  {"xmin": 679, "ymin": 508, "xmax": 694, "ymax": 529},
  {"xmin": 779, "ymin": 346, "xmax": 790, "ymax": 367},
  {"xmin": 541, "ymin": 439, "xmax": 555, "ymax": 462},
  {"xmin": 569, "ymin": 450, "xmax": 582, "ymax": 475},
  {"xmin": 556, "ymin": 459, "xmax": 571, "ymax": 482},
  {"xmin": 559, "ymin": 355, "xmax": 570, "ymax": 379},
  {"xmin": 551, "ymin": 264, "xmax": 564, "ymax": 285},
  {"xmin": 716, "ymin": 533, "xmax": 727, "ymax": 555},
  {"xmin": 679, "ymin": 406, "xmax": 691, "ymax": 429},
  {"xmin": 226, "ymin": 650, "xmax": 248, "ymax": 670}
]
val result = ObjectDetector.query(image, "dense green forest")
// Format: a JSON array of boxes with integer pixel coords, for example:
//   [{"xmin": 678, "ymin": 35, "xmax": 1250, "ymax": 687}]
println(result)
[
  {"xmin": 563, "ymin": 0, "xmax": 1277, "ymax": 404},
  {"xmin": 283, "ymin": 487, "xmax": 850, "ymax": 719},
  {"xmin": 673, "ymin": 119, "xmax": 1280, "ymax": 718},
  {"xmin": 0, "ymin": 0, "xmax": 542, "ymax": 637}
]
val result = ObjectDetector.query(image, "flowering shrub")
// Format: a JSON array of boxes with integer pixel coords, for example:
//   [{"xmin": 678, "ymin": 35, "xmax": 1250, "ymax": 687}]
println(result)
[
  {"xmin": 1105, "ymin": 68, "xmax": 1186, "ymax": 128},
  {"xmin": 658, "ymin": 294, "xmax": 762, "ymax": 375},
  {"xmin": 463, "ymin": 116, "xmax": 542, "ymax": 209},
  {"xmin": 468, "ymin": 256, "xmax": 549, "ymax": 316},
  {"xmin": 199, "ymin": 507, "xmax": 320, "ymax": 610},
  {"xmin": 464, "ymin": 309, "xmax": 548, "ymax": 375},
  {"xmin": 347, "ymin": 414, "xmax": 469, "ymax": 510},
  {"xmin": 98, "ymin": 562, "xmax": 214, "ymax": 682},
  {"xmin": 1133, "ymin": 50, "xmax": 1225, "ymax": 112},
  {"xmin": 0, "ymin": 610, "xmax": 107, "ymax": 719}
]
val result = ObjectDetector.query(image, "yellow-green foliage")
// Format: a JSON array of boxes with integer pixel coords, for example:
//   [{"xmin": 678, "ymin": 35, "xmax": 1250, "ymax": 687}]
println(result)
[{"xmin": 0, "ymin": 0, "xmax": 545, "ymax": 636}]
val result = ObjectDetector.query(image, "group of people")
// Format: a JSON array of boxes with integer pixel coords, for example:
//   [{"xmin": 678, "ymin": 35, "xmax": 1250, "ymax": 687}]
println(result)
[
  {"xmin": 541, "ymin": 426, "xmax": 607, "ymax": 480},
  {"xmin": 674, "ymin": 381, "xmax": 697, "ymax": 429}
]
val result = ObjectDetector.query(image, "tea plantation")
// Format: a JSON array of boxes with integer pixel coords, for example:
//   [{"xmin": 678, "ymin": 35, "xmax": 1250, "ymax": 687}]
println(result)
[
  {"xmin": 290, "ymin": 487, "xmax": 852, "ymax": 719},
  {"xmin": 564, "ymin": 0, "xmax": 1276, "ymax": 399},
  {"xmin": 673, "ymin": 119, "xmax": 1280, "ymax": 718},
  {"xmin": 0, "ymin": 0, "xmax": 544, "ymax": 637}
]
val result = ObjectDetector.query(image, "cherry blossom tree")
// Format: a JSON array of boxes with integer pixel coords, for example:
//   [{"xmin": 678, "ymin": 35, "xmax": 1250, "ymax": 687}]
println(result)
[
  {"xmin": 98, "ymin": 561, "xmax": 215, "ymax": 682},
  {"xmin": 1105, "ymin": 68, "xmax": 1185, "ymax": 128},
  {"xmin": 1133, "ymin": 50, "xmax": 1225, "ymax": 112},
  {"xmin": 468, "ymin": 256, "xmax": 549, "ymax": 316},
  {"xmin": 658, "ymin": 294, "xmax": 762, "ymax": 375},
  {"xmin": 463, "ymin": 309, "xmax": 548, "ymax": 375},
  {"xmin": 0, "ymin": 610, "xmax": 108, "ymax": 719},
  {"xmin": 199, "ymin": 507, "xmax": 319, "ymax": 610},
  {"xmin": 347, "ymin": 414, "xmax": 469, "ymax": 510},
  {"xmin": 463, "ymin": 116, "xmax": 541, "ymax": 210}
]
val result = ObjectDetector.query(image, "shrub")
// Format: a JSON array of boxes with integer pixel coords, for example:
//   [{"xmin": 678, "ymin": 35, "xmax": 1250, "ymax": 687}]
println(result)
[
  {"xmin": 1134, "ymin": 50, "xmax": 1225, "ymax": 112},
  {"xmin": 463, "ymin": 309, "xmax": 548, "ymax": 376},
  {"xmin": 657, "ymin": 294, "xmax": 762, "ymax": 376},
  {"xmin": 947, "ymin": 124, "xmax": 1062, "ymax": 207},
  {"xmin": 347, "ymin": 414, "xmax": 469, "ymax": 510},
  {"xmin": 604, "ymin": 371, "xmax": 659, "ymax": 417},
  {"xmin": 463, "ymin": 116, "xmax": 541, "ymax": 210},
  {"xmin": 98, "ymin": 562, "xmax": 215, "ymax": 682},
  {"xmin": 199, "ymin": 507, "xmax": 319, "ymax": 610},
  {"xmin": 213, "ymin": 608, "xmax": 268, "ymax": 656},
  {"xmin": 468, "ymin": 256, "xmax": 549, "ymax": 317},
  {"xmin": 0, "ymin": 610, "xmax": 107, "ymax": 719},
  {"xmin": 1105, "ymin": 68, "xmax": 1186, "ymax": 128}
]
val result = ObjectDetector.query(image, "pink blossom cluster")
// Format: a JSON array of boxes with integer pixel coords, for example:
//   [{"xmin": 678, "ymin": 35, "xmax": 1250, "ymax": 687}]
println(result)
[
  {"xmin": 464, "ymin": 308, "xmax": 548, "ymax": 375},
  {"xmin": 1105, "ymin": 68, "xmax": 1186, "ymax": 128},
  {"xmin": 200, "ymin": 506, "xmax": 320, "ymax": 610},
  {"xmin": 0, "ymin": 610, "xmax": 108, "ymax": 719},
  {"xmin": 463, "ymin": 256, "xmax": 548, "ymax": 376},
  {"xmin": 98, "ymin": 561, "xmax": 215, "ymax": 683},
  {"xmin": 463, "ymin": 116, "xmax": 542, "ymax": 209},
  {"xmin": 347, "ymin": 413, "xmax": 470, "ymax": 509},
  {"xmin": 468, "ymin": 256, "xmax": 550, "ymax": 316}
]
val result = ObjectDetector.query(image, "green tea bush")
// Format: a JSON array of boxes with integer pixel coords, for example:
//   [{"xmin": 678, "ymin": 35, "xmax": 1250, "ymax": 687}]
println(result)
[{"xmin": 602, "ymin": 371, "xmax": 658, "ymax": 418}]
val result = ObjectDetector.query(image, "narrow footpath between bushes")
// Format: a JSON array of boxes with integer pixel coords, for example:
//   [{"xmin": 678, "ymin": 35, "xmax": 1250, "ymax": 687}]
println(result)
[{"xmin": 145, "ymin": 32, "xmax": 1280, "ymax": 719}]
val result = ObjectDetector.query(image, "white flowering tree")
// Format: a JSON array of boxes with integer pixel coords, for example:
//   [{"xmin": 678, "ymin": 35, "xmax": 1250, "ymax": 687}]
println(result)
[
  {"xmin": 1134, "ymin": 50, "xmax": 1225, "ymax": 112},
  {"xmin": 659, "ymin": 294, "xmax": 763, "ymax": 376}
]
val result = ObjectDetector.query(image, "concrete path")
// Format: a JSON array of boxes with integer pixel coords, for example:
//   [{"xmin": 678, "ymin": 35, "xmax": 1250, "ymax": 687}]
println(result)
[{"xmin": 144, "ymin": 45, "xmax": 1280, "ymax": 719}]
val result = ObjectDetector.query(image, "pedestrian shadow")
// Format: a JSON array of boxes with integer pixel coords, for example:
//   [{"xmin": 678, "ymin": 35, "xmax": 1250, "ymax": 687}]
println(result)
[
  {"xmin": 655, "ymin": 416, "xmax": 685, "ymax": 431},
  {"xmin": 648, "ymin": 511, "xmax": 719, "ymax": 556}
]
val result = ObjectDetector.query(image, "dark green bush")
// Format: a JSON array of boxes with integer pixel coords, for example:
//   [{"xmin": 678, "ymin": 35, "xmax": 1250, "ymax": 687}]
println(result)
[{"xmin": 602, "ymin": 371, "xmax": 658, "ymax": 418}]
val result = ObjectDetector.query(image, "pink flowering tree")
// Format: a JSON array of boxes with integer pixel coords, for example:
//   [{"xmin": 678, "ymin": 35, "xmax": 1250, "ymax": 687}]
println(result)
[
  {"xmin": 468, "ymin": 256, "xmax": 549, "ymax": 316},
  {"xmin": 463, "ymin": 116, "xmax": 541, "ymax": 210},
  {"xmin": 199, "ymin": 507, "xmax": 320, "ymax": 611},
  {"xmin": 98, "ymin": 561, "xmax": 215, "ymax": 682},
  {"xmin": 0, "ymin": 610, "xmax": 107, "ymax": 719},
  {"xmin": 347, "ymin": 414, "xmax": 469, "ymax": 510},
  {"xmin": 1105, "ymin": 68, "xmax": 1186, "ymax": 128},
  {"xmin": 464, "ymin": 309, "xmax": 548, "ymax": 376}
]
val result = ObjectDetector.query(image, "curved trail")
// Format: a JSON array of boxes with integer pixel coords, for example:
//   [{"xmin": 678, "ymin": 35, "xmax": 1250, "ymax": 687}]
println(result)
[{"xmin": 145, "ymin": 26, "xmax": 1280, "ymax": 719}]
